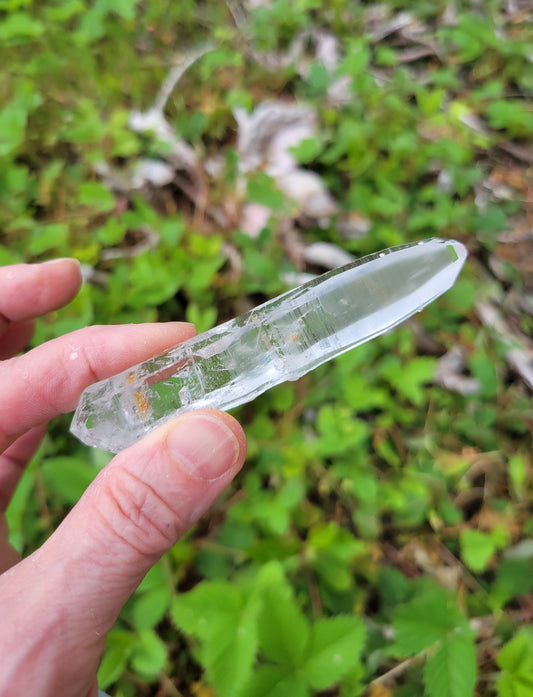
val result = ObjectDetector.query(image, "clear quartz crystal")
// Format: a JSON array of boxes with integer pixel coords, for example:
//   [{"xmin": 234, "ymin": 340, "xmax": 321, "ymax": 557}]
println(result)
[{"xmin": 71, "ymin": 238, "xmax": 467, "ymax": 452}]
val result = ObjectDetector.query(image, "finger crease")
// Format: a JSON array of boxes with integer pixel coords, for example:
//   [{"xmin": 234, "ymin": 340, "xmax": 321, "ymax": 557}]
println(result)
[{"xmin": 104, "ymin": 468, "xmax": 186, "ymax": 552}]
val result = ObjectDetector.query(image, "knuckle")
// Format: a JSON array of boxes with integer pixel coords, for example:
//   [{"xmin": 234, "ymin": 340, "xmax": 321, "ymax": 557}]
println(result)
[{"xmin": 98, "ymin": 467, "xmax": 184, "ymax": 559}]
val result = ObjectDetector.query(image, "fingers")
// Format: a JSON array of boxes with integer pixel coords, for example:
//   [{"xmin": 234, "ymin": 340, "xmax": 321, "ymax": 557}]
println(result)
[
  {"xmin": 0, "ymin": 320, "xmax": 35, "ymax": 360},
  {"xmin": 0, "ymin": 322, "xmax": 197, "ymax": 451},
  {"xmin": 0, "ymin": 410, "xmax": 246, "ymax": 695},
  {"xmin": 0, "ymin": 514, "xmax": 21, "ymax": 574},
  {"xmin": 49, "ymin": 409, "xmax": 246, "ymax": 630},
  {"xmin": 0, "ymin": 426, "xmax": 47, "ymax": 576},
  {"xmin": 0, "ymin": 259, "xmax": 82, "ymax": 334},
  {"xmin": 0, "ymin": 425, "xmax": 48, "ymax": 514}
]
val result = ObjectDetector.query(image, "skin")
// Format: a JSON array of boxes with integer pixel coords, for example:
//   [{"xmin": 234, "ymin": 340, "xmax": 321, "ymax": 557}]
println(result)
[{"xmin": 0, "ymin": 259, "xmax": 247, "ymax": 697}]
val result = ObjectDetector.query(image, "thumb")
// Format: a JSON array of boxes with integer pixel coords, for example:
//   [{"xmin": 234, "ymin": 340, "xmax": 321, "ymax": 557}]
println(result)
[
  {"xmin": 0, "ymin": 410, "xmax": 245, "ymax": 696},
  {"xmin": 52, "ymin": 408, "xmax": 246, "ymax": 630}
]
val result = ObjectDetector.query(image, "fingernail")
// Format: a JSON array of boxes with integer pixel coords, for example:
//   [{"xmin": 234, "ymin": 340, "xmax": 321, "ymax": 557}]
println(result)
[{"xmin": 166, "ymin": 413, "xmax": 241, "ymax": 480}]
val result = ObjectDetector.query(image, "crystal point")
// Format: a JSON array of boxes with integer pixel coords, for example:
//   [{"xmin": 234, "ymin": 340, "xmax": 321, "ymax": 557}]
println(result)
[{"xmin": 71, "ymin": 238, "xmax": 467, "ymax": 452}]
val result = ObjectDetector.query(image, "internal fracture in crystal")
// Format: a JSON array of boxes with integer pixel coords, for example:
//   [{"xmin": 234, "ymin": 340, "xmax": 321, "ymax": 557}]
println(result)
[{"xmin": 71, "ymin": 238, "xmax": 467, "ymax": 452}]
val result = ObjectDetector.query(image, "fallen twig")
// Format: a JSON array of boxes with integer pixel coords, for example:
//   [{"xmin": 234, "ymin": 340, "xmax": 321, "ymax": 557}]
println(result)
[{"xmin": 476, "ymin": 300, "xmax": 533, "ymax": 391}]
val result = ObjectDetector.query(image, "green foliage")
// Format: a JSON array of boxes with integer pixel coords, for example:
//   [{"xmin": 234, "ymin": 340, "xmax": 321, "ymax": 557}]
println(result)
[
  {"xmin": 171, "ymin": 580, "xmax": 259, "ymax": 697},
  {"xmin": 460, "ymin": 529, "xmax": 496, "ymax": 573},
  {"xmin": 393, "ymin": 585, "xmax": 477, "ymax": 697},
  {"xmin": 497, "ymin": 628, "xmax": 533, "ymax": 697},
  {"xmin": 2, "ymin": 0, "xmax": 532, "ymax": 695},
  {"xmin": 393, "ymin": 586, "xmax": 472, "ymax": 655},
  {"xmin": 424, "ymin": 632, "xmax": 477, "ymax": 697},
  {"xmin": 171, "ymin": 562, "xmax": 366, "ymax": 697}
]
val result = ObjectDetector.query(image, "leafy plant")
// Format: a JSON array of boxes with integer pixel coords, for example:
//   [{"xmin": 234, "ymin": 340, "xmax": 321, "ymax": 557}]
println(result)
[
  {"xmin": 2, "ymin": 0, "xmax": 532, "ymax": 695},
  {"xmin": 392, "ymin": 585, "xmax": 477, "ymax": 697},
  {"xmin": 171, "ymin": 562, "xmax": 366, "ymax": 697}
]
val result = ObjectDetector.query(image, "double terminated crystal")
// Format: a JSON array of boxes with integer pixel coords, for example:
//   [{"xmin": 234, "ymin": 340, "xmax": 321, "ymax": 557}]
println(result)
[{"xmin": 71, "ymin": 238, "xmax": 467, "ymax": 452}]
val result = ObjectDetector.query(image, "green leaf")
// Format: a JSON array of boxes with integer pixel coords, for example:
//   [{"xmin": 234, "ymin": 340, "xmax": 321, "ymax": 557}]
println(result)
[
  {"xmin": 45, "ymin": 0, "xmax": 84, "ymax": 22},
  {"xmin": 460, "ymin": 529, "xmax": 495, "ymax": 573},
  {"xmin": 137, "ymin": 559, "xmax": 167, "ymax": 593},
  {"xmin": 6, "ymin": 450, "xmax": 40, "ymax": 553},
  {"xmin": 42, "ymin": 456, "xmax": 97, "ymax": 505},
  {"xmin": 424, "ymin": 631, "xmax": 477, "ymax": 697},
  {"xmin": 61, "ymin": 100, "xmax": 107, "ymax": 144},
  {"xmin": 303, "ymin": 616, "xmax": 366, "ymax": 690},
  {"xmin": 98, "ymin": 629, "xmax": 136, "ymax": 688},
  {"xmin": 393, "ymin": 587, "xmax": 466, "ymax": 655},
  {"xmin": 0, "ymin": 12, "xmax": 44, "ymax": 41},
  {"xmin": 341, "ymin": 373, "xmax": 388, "ymax": 412},
  {"xmin": 381, "ymin": 356, "xmax": 435, "ymax": 406},
  {"xmin": 171, "ymin": 582, "xmax": 259, "ymax": 697},
  {"xmin": 508, "ymin": 455, "xmax": 527, "ymax": 498},
  {"xmin": 0, "ymin": 104, "xmax": 27, "ymax": 157},
  {"xmin": 186, "ymin": 303, "xmax": 217, "ymax": 333},
  {"xmin": 171, "ymin": 581, "xmax": 242, "ymax": 640},
  {"xmin": 78, "ymin": 182, "xmax": 116, "ymax": 213},
  {"xmin": 242, "ymin": 665, "xmax": 310, "ymax": 697},
  {"xmin": 339, "ymin": 40, "xmax": 370, "ymax": 76},
  {"xmin": 75, "ymin": 0, "xmax": 139, "ymax": 43},
  {"xmin": 131, "ymin": 586, "xmax": 171, "ymax": 630},
  {"xmin": 126, "ymin": 252, "xmax": 184, "ymax": 308},
  {"xmin": 315, "ymin": 405, "xmax": 369, "ymax": 457},
  {"xmin": 290, "ymin": 137, "xmax": 323, "ymax": 164},
  {"xmin": 111, "ymin": 0, "xmax": 139, "ymax": 20},
  {"xmin": 256, "ymin": 564, "xmax": 310, "ymax": 667},
  {"xmin": 491, "ymin": 559, "xmax": 533, "ymax": 610},
  {"xmin": 28, "ymin": 223, "xmax": 69, "ymax": 255},
  {"xmin": 0, "ymin": 82, "xmax": 42, "ymax": 156},
  {"xmin": 130, "ymin": 629, "xmax": 167, "ymax": 680},
  {"xmin": 202, "ymin": 596, "xmax": 259, "ymax": 697},
  {"xmin": 469, "ymin": 349, "xmax": 498, "ymax": 399},
  {"xmin": 246, "ymin": 172, "xmax": 286, "ymax": 210},
  {"xmin": 497, "ymin": 628, "xmax": 533, "ymax": 697},
  {"xmin": 95, "ymin": 217, "xmax": 126, "ymax": 246},
  {"xmin": 159, "ymin": 216, "xmax": 184, "ymax": 246}
]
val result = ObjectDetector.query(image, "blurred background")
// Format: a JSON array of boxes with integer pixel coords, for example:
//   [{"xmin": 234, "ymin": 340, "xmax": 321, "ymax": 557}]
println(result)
[{"xmin": 1, "ymin": 1, "xmax": 532, "ymax": 695}]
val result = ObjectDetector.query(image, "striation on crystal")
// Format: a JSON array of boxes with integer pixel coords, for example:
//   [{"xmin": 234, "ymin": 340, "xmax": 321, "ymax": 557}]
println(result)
[{"xmin": 71, "ymin": 238, "xmax": 467, "ymax": 452}]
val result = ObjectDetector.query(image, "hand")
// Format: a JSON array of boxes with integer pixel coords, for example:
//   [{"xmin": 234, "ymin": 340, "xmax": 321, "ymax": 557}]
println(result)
[{"xmin": 0, "ymin": 259, "xmax": 247, "ymax": 697}]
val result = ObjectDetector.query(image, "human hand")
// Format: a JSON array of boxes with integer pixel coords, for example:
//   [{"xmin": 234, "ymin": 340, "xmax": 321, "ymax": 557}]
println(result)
[{"xmin": 0, "ymin": 259, "xmax": 246, "ymax": 697}]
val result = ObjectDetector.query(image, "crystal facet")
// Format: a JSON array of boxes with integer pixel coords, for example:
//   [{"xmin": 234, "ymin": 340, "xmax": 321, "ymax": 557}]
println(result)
[{"xmin": 71, "ymin": 238, "xmax": 467, "ymax": 452}]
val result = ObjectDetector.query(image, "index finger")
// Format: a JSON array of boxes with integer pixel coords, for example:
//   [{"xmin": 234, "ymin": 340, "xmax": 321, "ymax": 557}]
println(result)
[
  {"xmin": 0, "ymin": 259, "xmax": 82, "ymax": 335},
  {"xmin": 0, "ymin": 323, "xmax": 197, "ymax": 452}
]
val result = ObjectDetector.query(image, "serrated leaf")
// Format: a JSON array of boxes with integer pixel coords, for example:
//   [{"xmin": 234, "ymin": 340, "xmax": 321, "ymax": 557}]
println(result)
[
  {"xmin": 424, "ymin": 632, "xmax": 476, "ymax": 697},
  {"xmin": 171, "ymin": 582, "xmax": 259, "ymax": 697},
  {"xmin": 256, "ymin": 565, "xmax": 310, "ymax": 667},
  {"xmin": 202, "ymin": 596, "xmax": 260, "ymax": 697},
  {"xmin": 393, "ymin": 587, "xmax": 465, "ymax": 655},
  {"xmin": 303, "ymin": 616, "xmax": 366, "ymax": 690},
  {"xmin": 171, "ymin": 581, "xmax": 242, "ymax": 641}
]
